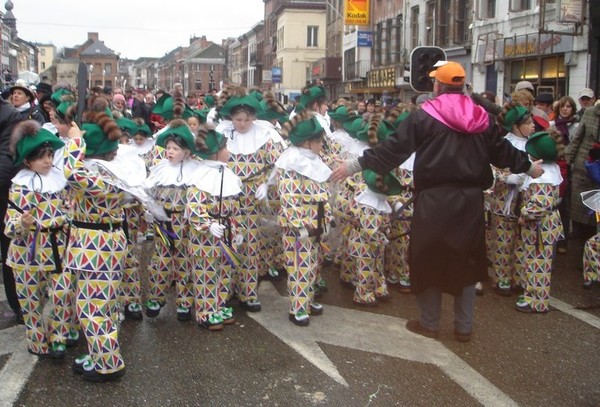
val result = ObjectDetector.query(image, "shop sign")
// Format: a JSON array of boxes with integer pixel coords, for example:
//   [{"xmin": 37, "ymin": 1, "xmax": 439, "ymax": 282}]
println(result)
[
  {"xmin": 557, "ymin": 0, "xmax": 584, "ymax": 24},
  {"xmin": 367, "ymin": 67, "xmax": 396, "ymax": 88},
  {"xmin": 357, "ymin": 31, "xmax": 373, "ymax": 47},
  {"xmin": 344, "ymin": 0, "xmax": 370, "ymax": 25},
  {"xmin": 503, "ymin": 33, "xmax": 573, "ymax": 58},
  {"xmin": 271, "ymin": 67, "xmax": 282, "ymax": 84}
]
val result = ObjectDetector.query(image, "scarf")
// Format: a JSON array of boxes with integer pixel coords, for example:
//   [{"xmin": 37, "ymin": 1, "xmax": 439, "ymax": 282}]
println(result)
[{"xmin": 554, "ymin": 115, "xmax": 576, "ymax": 144}]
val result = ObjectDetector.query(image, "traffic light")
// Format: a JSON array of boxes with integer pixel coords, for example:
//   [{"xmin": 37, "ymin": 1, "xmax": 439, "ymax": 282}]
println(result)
[{"xmin": 409, "ymin": 46, "xmax": 447, "ymax": 92}]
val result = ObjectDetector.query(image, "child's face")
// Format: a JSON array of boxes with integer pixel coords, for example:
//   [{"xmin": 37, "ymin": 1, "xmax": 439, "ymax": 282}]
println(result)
[
  {"xmin": 119, "ymin": 135, "xmax": 130, "ymax": 145},
  {"xmin": 515, "ymin": 118, "xmax": 535, "ymax": 138},
  {"xmin": 307, "ymin": 138, "xmax": 323, "ymax": 155},
  {"xmin": 133, "ymin": 134, "xmax": 147, "ymax": 146},
  {"xmin": 215, "ymin": 147, "xmax": 230, "ymax": 164},
  {"xmin": 54, "ymin": 120, "xmax": 70, "ymax": 138},
  {"xmin": 165, "ymin": 140, "xmax": 189, "ymax": 164},
  {"xmin": 25, "ymin": 150, "xmax": 54, "ymax": 175},
  {"xmin": 231, "ymin": 111, "xmax": 254, "ymax": 134},
  {"xmin": 187, "ymin": 117, "xmax": 200, "ymax": 134}
]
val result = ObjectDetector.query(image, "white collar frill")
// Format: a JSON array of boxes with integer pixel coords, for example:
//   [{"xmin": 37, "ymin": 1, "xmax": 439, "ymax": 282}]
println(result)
[
  {"xmin": 344, "ymin": 138, "xmax": 370, "ymax": 157},
  {"xmin": 227, "ymin": 123, "xmax": 282, "ymax": 155},
  {"xmin": 85, "ymin": 144, "xmax": 147, "ymax": 188},
  {"xmin": 354, "ymin": 187, "xmax": 392, "ymax": 214},
  {"xmin": 130, "ymin": 138, "xmax": 155, "ymax": 156},
  {"xmin": 189, "ymin": 160, "xmax": 242, "ymax": 197},
  {"xmin": 521, "ymin": 162, "xmax": 563, "ymax": 190},
  {"xmin": 12, "ymin": 167, "xmax": 67, "ymax": 194},
  {"xmin": 146, "ymin": 157, "xmax": 201, "ymax": 188},
  {"xmin": 274, "ymin": 145, "xmax": 332, "ymax": 183},
  {"xmin": 399, "ymin": 152, "xmax": 416, "ymax": 171},
  {"xmin": 505, "ymin": 133, "xmax": 528, "ymax": 152}
]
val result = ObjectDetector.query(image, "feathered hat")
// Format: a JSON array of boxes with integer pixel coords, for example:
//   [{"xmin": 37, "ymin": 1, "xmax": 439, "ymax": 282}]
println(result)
[
  {"xmin": 152, "ymin": 87, "xmax": 194, "ymax": 120},
  {"xmin": 216, "ymin": 85, "xmax": 261, "ymax": 118},
  {"xmin": 194, "ymin": 125, "xmax": 227, "ymax": 159},
  {"xmin": 257, "ymin": 92, "xmax": 288, "ymax": 122},
  {"xmin": 10, "ymin": 120, "xmax": 65, "ymax": 166},
  {"xmin": 281, "ymin": 111, "xmax": 324, "ymax": 146},
  {"xmin": 81, "ymin": 96, "xmax": 122, "ymax": 156},
  {"xmin": 155, "ymin": 118, "xmax": 196, "ymax": 152}
]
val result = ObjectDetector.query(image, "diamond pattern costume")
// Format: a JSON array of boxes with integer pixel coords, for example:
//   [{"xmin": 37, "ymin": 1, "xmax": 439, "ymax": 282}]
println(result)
[
  {"xmin": 518, "ymin": 168, "xmax": 564, "ymax": 313},
  {"xmin": 4, "ymin": 168, "xmax": 70, "ymax": 355},
  {"xmin": 63, "ymin": 137, "xmax": 126, "ymax": 374}
]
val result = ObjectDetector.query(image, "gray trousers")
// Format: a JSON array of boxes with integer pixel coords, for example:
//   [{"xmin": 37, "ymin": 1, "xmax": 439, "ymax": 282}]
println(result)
[{"xmin": 415, "ymin": 285, "xmax": 476, "ymax": 334}]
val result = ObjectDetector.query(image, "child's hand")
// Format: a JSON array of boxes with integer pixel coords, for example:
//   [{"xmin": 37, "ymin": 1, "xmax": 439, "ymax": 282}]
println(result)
[{"xmin": 20, "ymin": 211, "xmax": 35, "ymax": 229}]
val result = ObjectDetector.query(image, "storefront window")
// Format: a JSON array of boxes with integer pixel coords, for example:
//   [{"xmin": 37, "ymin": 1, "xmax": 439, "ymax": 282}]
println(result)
[
  {"xmin": 511, "ymin": 61, "xmax": 523, "ymax": 81},
  {"xmin": 541, "ymin": 56, "xmax": 565, "ymax": 78},
  {"xmin": 524, "ymin": 59, "xmax": 538, "ymax": 80}
]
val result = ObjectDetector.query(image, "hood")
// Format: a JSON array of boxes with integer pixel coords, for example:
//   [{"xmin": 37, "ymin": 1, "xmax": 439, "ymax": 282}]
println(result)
[{"xmin": 421, "ymin": 93, "xmax": 490, "ymax": 134}]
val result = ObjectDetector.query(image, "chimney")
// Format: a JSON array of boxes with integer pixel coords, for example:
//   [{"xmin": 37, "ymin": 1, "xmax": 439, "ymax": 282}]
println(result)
[{"xmin": 88, "ymin": 32, "xmax": 99, "ymax": 42}]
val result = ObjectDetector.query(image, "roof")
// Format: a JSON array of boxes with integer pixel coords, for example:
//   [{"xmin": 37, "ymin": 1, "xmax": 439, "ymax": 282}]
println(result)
[{"xmin": 80, "ymin": 41, "xmax": 117, "ymax": 57}]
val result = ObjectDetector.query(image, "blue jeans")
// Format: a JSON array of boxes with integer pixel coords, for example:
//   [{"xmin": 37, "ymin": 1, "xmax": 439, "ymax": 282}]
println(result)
[{"xmin": 415, "ymin": 285, "xmax": 475, "ymax": 334}]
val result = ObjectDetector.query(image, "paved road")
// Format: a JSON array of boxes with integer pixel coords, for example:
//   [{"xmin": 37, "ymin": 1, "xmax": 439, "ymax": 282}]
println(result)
[{"xmin": 1, "ymin": 243, "xmax": 599, "ymax": 407}]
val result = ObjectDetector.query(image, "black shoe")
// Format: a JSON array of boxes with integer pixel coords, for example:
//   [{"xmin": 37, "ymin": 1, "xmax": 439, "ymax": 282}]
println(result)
[
  {"xmin": 310, "ymin": 303, "xmax": 324, "ymax": 316},
  {"xmin": 13, "ymin": 310, "xmax": 24, "ymax": 325},
  {"xmin": 145, "ymin": 300, "xmax": 161, "ymax": 318},
  {"xmin": 82, "ymin": 368, "xmax": 125, "ymax": 383},
  {"xmin": 405, "ymin": 319, "xmax": 439, "ymax": 339},
  {"xmin": 124, "ymin": 302, "xmax": 143, "ymax": 320},
  {"xmin": 72, "ymin": 354, "xmax": 93, "ymax": 375},
  {"xmin": 454, "ymin": 330, "xmax": 472, "ymax": 343},
  {"xmin": 49, "ymin": 342, "xmax": 66, "ymax": 359},
  {"xmin": 66, "ymin": 329, "xmax": 80, "ymax": 348},
  {"xmin": 239, "ymin": 299, "xmax": 261, "ymax": 312},
  {"xmin": 353, "ymin": 300, "xmax": 379, "ymax": 308},
  {"xmin": 289, "ymin": 312, "xmax": 310, "ymax": 327},
  {"xmin": 176, "ymin": 306, "xmax": 192, "ymax": 321}
]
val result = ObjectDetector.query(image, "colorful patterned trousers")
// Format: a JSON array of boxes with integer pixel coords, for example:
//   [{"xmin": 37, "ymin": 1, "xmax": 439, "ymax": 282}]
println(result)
[
  {"xmin": 233, "ymin": 208, "xmax": 262, "ymax": 302},
  {"xmin": 583, "ymin": 234, "xmax": 600, "ymax": 284},
  {"xmin": 521, "ymin": 243, "xmax": 554, "ymax": 312},
  {"xmin": 490, "ymin": 215, "xmax": 523, "ymax": 287},
  {"xmin": 14, "ymin": 266, "xmax": 73, "ymax": 354},
  {"xmin": 76, "ymin": 269, "xmax": 124, "ymax": 373},
  {"xmin": 352, "ymin": 244, "xmax": 388, "ymax": 304},
  {"xmin": 283, "ymin": 228, "xmax": 318, "ymax": 315},
  {"xmin": 191, "ymin": 243, "xmax": 232, "ymax": 323}
]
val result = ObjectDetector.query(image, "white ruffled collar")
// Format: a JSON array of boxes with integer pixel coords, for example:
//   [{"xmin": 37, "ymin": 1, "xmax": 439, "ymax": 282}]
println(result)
[
  {"xmin": 355, "ymin": 187, "xmax": 392, "ymax": 213},
  {"xmin": 85, "ymin": 144, "xmax": 148, "ymax": 188},
  {"xmin": 330, "ymin": 129, "xmax": 353, "ymax": 148},
  {"xmin": 521, "ymin": 162, "xmax": 563, "ymax": 189},
  {"xmin": 505, "ymin": 133, "xmax": 528, "ymax": 152},
  {"xmin": 275, "ymin": 145, "xmax": 332, "ymax": 183},
  {"xmin": 146, "ymin": 157, "xmax": 201, "ymax": 187},
  {"xmin": 188, "ymin": 160, "xmax": 242, "ymax": 197},
  {"xmin": 12, "ymin": 167, "xmax": 67, "ymax": 194},
  {"xmin": 344, "ymin": 138, "xmax": 370, "ymax": 157},
  {"xmin": 130, "ymin": 138, "xmax": 155, "ymax": 155},
  {"xmin": 225, "ymin": 123, "xmax": 283, "ymax": 155}
]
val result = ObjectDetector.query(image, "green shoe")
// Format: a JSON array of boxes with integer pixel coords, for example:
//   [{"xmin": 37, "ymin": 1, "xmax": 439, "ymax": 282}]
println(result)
[
  {"xmin": 49, "ymin": 342, "xmax": 66, "ymax": 359},
  {"xmin": 200, "ymin": 314, "xmax": 224, "ymax": 331},
  {"xmin": 66, "ymin": 328, "xmax": 80, "ymax": 347},
  {"xmin": 146, "ymin": 300, "xmax": 161, "ymax": 318},
  {"xmin": 218, "ymin": 307, "xmax": 235, "ymax": 325}
]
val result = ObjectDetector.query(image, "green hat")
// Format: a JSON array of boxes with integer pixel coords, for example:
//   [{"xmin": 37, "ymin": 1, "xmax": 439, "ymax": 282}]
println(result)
[
  {"xmin": 502, "ymin": 105, "xmax": 530, "ymax": 131},
  {"xmin": 195, "ymin": 130, "xmax": 226, "ymax": 159},
  {"xmin": 14, "ymin": 127, "xmax": 64, "ymax": 166},
  {"xmin": 219, "ymin": 95, "xmax": 261, "ymax": 117},
  {"xmin": 525, "ymin": 131, "xmax": 557, "ymax": 163},
  {"xmin": 152, "ymin": 94, "xmax": 195, "ymax": 120},
  {"xmin": 193, "ymin": 108, "xmax": 208, "ymax": 124},
  {"xmin": 329, "ymin": 105, "xmax": 350, "ymax": 123},
  {"xmin": 342, "ymin": 116, "xmax": 367, "ymax": 139},
  {"xmin": 55, "ymin": 101, "xmax": 75, "ymax": 122},
  {"xmin": 288, "ymin": 116, "xmax": 324, "ymax": 145},
  {"xmin": 155, "ymin": 122, "xmax": 196, "ymax": 152},
  {"xmin": 362, "ymin": 169, "xmax": 402, "ymax": 195},
  {"xmin": 82, "ymin": 123, "xmax": 120, "ymax": 157},
  {"xmin": 116, "ymin": 117, "xmax": 139, "ymax": 136},
  {"xmin": 51, "ymin": 89, "xmax": 72, "ymax": 106},
  {"xmin": 137, "ymin": 123, "xmax": 152, "ymax": 137},
  {"xmin": 257, "ymin": 98, "xmax": 288, "ymax": 122},
  {"xmin": 249, "ymin": 90, "xmax": 263, "ymax": 102},
  {"xmin": 355, "ymin": 117, "xmax": 395, "ymax": 144},
  {"xmin": 204, "ymin": 95, "xmax": 215, "ymax": 108},
  {"xmin": 299, "ymin": 86, "xmax": 326, "ymax": 109}
]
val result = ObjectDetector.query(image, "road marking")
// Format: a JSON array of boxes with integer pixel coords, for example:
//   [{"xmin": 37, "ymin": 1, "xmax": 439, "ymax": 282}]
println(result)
[
  {"xmin": 249, "ymin": 282, "xmax": 518, "ymax": 407},
  {"xmin": 0, "ymin": 325, "xmax": 37, "ymax": 407},
  {"xmin": 550, "ymin": 296, "xmax": 600, "ymax": 329}
]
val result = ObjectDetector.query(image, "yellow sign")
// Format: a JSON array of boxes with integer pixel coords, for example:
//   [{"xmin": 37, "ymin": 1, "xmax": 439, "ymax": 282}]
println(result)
[{"xmin": 344, "ymin": 0, "xmax": 370, "ymax": 26}]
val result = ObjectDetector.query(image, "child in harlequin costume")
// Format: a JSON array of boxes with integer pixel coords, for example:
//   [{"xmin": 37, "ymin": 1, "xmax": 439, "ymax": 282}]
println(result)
[
  {"xmin": 5, "ymin": 121, "xmax": 70, "ymax": 358},
  {"xmin": 255, "ymin": 92, "xmax": 289, "ymax": 280},
  {"xmin": 515, "ymin": 130, "xmax": 564, "ymax": 313},
  {"xmin": 63, "ymin": 100, "xmax": 128, "ymax": 382},
  {"xmin": 216, "ymin": 86, "xmax": 284, "ymax": 312},
  {"xmin": 186, "ymin": 127, "xmax": 243, "ymax": 330},
  {"xmin": 489, "ymin": 104, "xmax": 536, "ymax": 295},
  {"xmin": 129, "ymin": 118, "xmax": 155, "ymax": 170},
  {"xmin": 268, "ymin": 111, "xmax": 333, "ymax": 326},
  {"xmin": 348, "ymin": 114, "xmax": 398, "ymax": 306},
  {"xmin": 144, "ymin": 120, "xmax": 200, "ymax": 320}
]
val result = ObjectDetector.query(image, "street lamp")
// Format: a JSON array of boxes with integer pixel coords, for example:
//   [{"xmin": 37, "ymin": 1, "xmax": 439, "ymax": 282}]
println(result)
[
  {"xmin": 88, "ymin": 64, "xmax": 93, "ymax": 89},
  {"xmin": 102, "ymin": 69, "xmax": 106, "ymax": 87}
]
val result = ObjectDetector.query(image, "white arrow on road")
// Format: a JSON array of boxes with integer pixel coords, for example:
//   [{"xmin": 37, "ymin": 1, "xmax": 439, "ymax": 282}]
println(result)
[
  {"xmin": 248, "ymin": 282, "xmax": 518, "ymax": 407},
  {"xmin": 0, "ymin": 324, "xmax": 37, "ymax": 407}
]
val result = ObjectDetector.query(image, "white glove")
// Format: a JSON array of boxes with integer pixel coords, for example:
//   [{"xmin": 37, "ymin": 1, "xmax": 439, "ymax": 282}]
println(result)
[
  {"xmin": 393, "ymin": 202, "xmax": 404, "ymax": 213},
  {"xmin": 295, "ymin": 227, "xmax": 309, "ymax": 239},
  {"xmin": 505, "ymin": 173, "xmax": 524, "ymax": 185},
  {"xmin": 209, "ymin": 222, "xmax": 226, "ymax": 239},
  {"xmin": 144, "ymin": 211, "xmax": 155, "ymax": 223},
  {"xmin": 232, "ymin": 234, "xmax": 244, "ymax": 246},
  {"xmin": 255, "ymin": 183, "xmax": 269, "ymax": 201}
]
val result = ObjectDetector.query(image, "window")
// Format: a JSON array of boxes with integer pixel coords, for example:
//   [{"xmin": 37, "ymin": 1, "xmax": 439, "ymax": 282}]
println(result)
[
  {"xmin": 426, "ymin": 2, "xmax": 435, "ymax": 46},
  {"xmin": 307, "ymin": 26, "xmax": 318, "ymax": 47},
  {"xmin": 411, "ymin": 6, "xmax": 420, "ymax": 49},
  {"xmin": 277, "ymin": 27, "xmax": 284, "ymax": 51},
  {"xmin": 40, "ymin": 48, "xmax": 45, "ymax": 56},
  {"xmin": 478, "ymin": 0, "xmax": 496, "ymax": 18},
  {"xmin": 455, "ymin": 0, "xmax": 471, "ymax": 44},
  {"xmin": 344, "ymin": 47, "xmax": 356, "ymax": 80},
  {"xmin": 510, "ymin": 0, "xmax": 531, "ymax": 11},
  {"xmin": 104, "ymin": 63, "xmax": 112, "ymax": 75},
  {"xmin": 373, "ymin": 24, "xmax": 382, "ymax": 67},
  {"xmin": 41, "ymin": 62, "xmax": 46, "ymax": 69},
  {"xmin": 390, "ymin": 15, "xmax": 403, "ymax": 64},
  {"xmin": 437, "ymin": 0, "xmax": 451, "ymax": 47}
]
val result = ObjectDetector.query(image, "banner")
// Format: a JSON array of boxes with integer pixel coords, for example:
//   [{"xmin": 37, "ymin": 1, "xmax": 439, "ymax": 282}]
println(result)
[
  {"xmin": 344, "ymin": 0, "xmax": 369, "ymax": 26},
  {"xmin": 271, "ymin": 67, "xmax": 282, "ymax": 84},
  {"xmin": 556, "ymin": 0, "xmax": 584, "ymax": 24}
]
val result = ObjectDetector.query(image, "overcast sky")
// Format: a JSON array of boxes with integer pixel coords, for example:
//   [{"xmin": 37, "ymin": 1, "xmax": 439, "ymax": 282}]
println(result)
[{"xmin": 10, "ymin": 0, "xmax": 265, "ymax": 59}]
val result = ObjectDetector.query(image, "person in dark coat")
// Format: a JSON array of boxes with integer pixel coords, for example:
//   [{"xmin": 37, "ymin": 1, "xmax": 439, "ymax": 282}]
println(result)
[
  {"xmin": 330, "ymin": 62, "xmax": 544, "ymax": 342},
  {"xmin": 0, "ymin": 97, "xmax": 24, "ymax": 323},
  {"xmin": 9, "ymin": 81, "xmax": 45, "ymax": 125}
]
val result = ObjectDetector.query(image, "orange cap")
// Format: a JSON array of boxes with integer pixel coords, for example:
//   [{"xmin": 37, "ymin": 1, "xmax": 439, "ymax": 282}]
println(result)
[{"xmin": 429, "ymin": 61, "xmax": 466, "ymax": 86}]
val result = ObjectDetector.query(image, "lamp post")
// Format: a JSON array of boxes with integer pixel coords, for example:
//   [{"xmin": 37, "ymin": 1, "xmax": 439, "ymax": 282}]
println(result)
[
  {"xmin": 102, "ymin": 69, "xmax": 106, "ymax": 87},
  {"xmin": 88, "ymin": 64, "xmax": 93, "ymax": 89}
]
